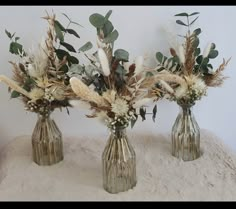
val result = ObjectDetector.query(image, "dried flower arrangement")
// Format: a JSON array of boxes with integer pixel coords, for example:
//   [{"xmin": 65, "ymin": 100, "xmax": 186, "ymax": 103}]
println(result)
[
  {"xmin": 0, "ymin": 11, "xmax": 83, "ymax": 116},
  {"xmin": 69, "ymin": 10, "xmax": 159, "ymax": 130},
  {"xmin": 152, "ymin": 12, "xmax": 230, "ymax": 106}
]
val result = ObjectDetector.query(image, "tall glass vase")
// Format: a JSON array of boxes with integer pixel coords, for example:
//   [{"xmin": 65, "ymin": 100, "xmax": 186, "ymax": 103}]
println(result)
[
  {"xmin": 102, "ymin": 126, "xmax": 136, "ymax": 193},
  {"xmin": 31, "ymin": 113, "xmax": 63, "ymax": 166},
  {"xmin": 171, "ymin": 103, "xmax": 200, "ymax": 161}
]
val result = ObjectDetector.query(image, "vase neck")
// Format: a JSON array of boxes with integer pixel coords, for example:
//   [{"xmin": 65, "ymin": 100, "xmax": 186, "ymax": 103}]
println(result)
[
  {"xmin": 179, "ymin": 104, "xmax": 194, "ymax": 116},
  {"xmin": 38, "ymin": 112, "xmax": 51, "ymax": 119},
  {"xmin": 109, "ymin": 126, "xmax": 127, "ymax": 139}
]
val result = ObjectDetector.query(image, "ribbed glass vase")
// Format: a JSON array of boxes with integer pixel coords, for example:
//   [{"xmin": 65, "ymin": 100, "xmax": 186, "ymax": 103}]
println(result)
[
  {"xmin": 171, "ymin": 103, "xmax": 200, "ymax": 161},
  {"xmin": 102, "ymin": 126, "xmax": 136, "ymax": 193},
  {"xmin": 31, "ymin": 113, "xmax": 63, "ymax": 166}
]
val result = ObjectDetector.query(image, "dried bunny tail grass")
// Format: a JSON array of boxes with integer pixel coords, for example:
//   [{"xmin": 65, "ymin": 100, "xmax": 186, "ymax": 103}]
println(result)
[
  {"xmin": 9, "ymin": 61, "xmax": 25, "ymax": 86},
  {"xmin": 183, "ymin": 34, "xmax": 196, "ymax": 75},
  {"xmin": 0, "ymin": 75, "xmax": 33, "ymax": 99},
  {"xmin": 154, "ymin": 71, "xmax": 187, "ymax": 87},
  {"xmin": 204, "ymin": 58, "xmax": 231, "ymax": 87},
  {"xmin": 69, "ymin": 77, "xmax": 107, "ymax": 106}
]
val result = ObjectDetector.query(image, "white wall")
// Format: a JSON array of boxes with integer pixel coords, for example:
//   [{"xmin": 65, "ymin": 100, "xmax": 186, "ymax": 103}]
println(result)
[{"xmin": 0, "ymin": 6, "xmax": 235, "ymax": 151}]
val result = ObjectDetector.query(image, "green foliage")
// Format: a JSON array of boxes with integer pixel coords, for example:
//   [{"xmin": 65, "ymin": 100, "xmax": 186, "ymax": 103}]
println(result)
[
  {"xmin": 139, "ymin": 107, "xmax": 146, "ymax": 121},
  {"xmin": 66, "ymin": 29, "xmax": 80, "ymax": 38},
  {"xmin": 152, "ymin": 105, "xmax": 157, "ymax": 122},
  {"xmin": 78, "ymin": 42, "xmax": 93, "ymax": 52},
  {"xmin": 89, "ymin": 10, "xmax": 119, "ymax": 44},
  {"xmin": 60, "ymin": 41, "xmax": 76, "ymax": 52},
  {"xmin": 130, "ymin": 115, "xmax": 138, "ymax": 129},
  {"xmin": 114, "ymin": 49, "xmax": 129, "ymax": 62},
  {"xmin": 10, "ymin": 90, "xmax": 20, "ymax": 98}
]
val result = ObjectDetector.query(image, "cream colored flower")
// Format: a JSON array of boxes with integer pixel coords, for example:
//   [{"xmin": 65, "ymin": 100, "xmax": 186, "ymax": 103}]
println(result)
[
  {"xmin": 96, "ymin": 111, "xmax": 110, "ymax": 125},
  {"xmin": 132, "ymin": 98, "xmax": 153, "ymax": 109},
  {"xmin": 175, "ymin": 84, "xmax": 188, "ymax": 99},
  {"xmin": 102, "ymin": 90, "xmax": 116, "ymax": 104},
  {"xmin": 98, "ymin": 48, "xmax": 110, "ymax": 76},
  {"xmin": 111, "ymin": 98, "xmax": 129, "ymax": 116},
  {"xmin": 177, "ymin": 45, "xmax": 185, "ymax": 64},
  {"xmin": 29, "ymin": 87, "xmax": 45, "ymax": 100}
]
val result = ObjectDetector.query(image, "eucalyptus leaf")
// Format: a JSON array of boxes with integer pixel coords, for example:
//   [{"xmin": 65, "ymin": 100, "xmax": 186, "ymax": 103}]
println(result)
[
  {"xmin": 207, "ymin": 64, "xmax": 213, "ymax": 69},
  {"xmin": 103, "ymin": 30, "xmax": 119, "ymax": 43},
  {"xmin": 202, "ymin": 57, "xmax": 209, "ymax": 66},
  {"xmin": 11, "ymin": 90, "xmax": 20, "ymax": 98},
  {"xmin": 59, "ymin": 64, "xmax": 69, "ymax": 73},
  {"xmin": 195, "ymin": 48, "xmax": 201, "ymax": 57},
  {"xmin": 196, "ymin": 55, "xmax": 203, "ymax": 64},
  {"xmin": 116, "ymin": 64, "xmax": 126, "ymax": 76},
  {"xmin": 102, "ymin": 20, "xmax": 114, "ymax": 37},
  {"xmin": 15, "ymin": 37, "xmax": 20, "ymax": 42},
  {"xmin": 193, "ymin": 37, "xmax": 199, "ymax": 48},
  {"xmin": 68, "ymin": 55, "xmax": 79, "ymax": 64},
  {"xmin": 208, "ymin": 50, "xmax": 218, "ymax": 59},
  {"xmin": 5, "ymin": 29, "xmax": 12, "ymax": 39},
  {"xmin": 189, "ymin": 12, "xmax": 200, "ymax": 16},
  {"xmin": 105, "ymin": 10, "xmax": 112, "ymax": 21},
  {"xmin": 66, "ymin": 29, "xmax": 80, "ymax": 38},
  {"xmin": 131, "ymin": 115, "xmax": 138, "ymax": 129},
  {"xmin": 146, "ymin": 72, "xmax": 154, "ymax": 77},
  {"xmin": 54, "ymin": 22, "xmax": 64, "ymax": 42},
  {"xmin": 139, "ymin": 107, "xmax": 146, "ymax": 121},
  {"xmin": 193, "ymin": 28, "xmax": 201, "ymax": 36},
  {"xmin": 78, "ymin": 41, "xmax": 93, "ymax": 52},
  {"xmin": 152, "ymin": 105, "xmax": 157, "ymax": 122},
  {"xmin": 156, "ymin": 52, "xmax": 163, "ymax": 63},
  {"xmin": 60, "ymin": 41, "xmax": 76, "ymax": 52},
  {"xmin": 114, "ymin": 49, "xmax": 129, "ymax": 62},
  {"xmin": 68, "ymin": 64, "xmax": 85, "ymax": 75},
  {"xmin": 89, "ymin": 13, "xmax": 105, "ymax": 28},
  {"xmin": 211, "ymin": 43, "xmax": 216, "ymax": 49},
  {"xmin": 9, "ymin": 42, "xmax": 23, "ymax": 55},
  {"xmin": 190, "ymin": 16, "xmax": 199, "ymax": 25},
  {"xmin": 54, "ymin": 20, "xmax": 66, "ymax": 31},
  {"xmin": 176, "ymin": 20, "xmax": 188, "ymax": 26},
  {"xmin": 55, "ymin": 49, "xmax": 69, "ymax": 60},
  {"xmin": 175, "ymin": 12, "xmax": 189, "ymax": 17},
  {"xmin": 62, "ymin": 13, "xmax": 71, "ymax": 21}
]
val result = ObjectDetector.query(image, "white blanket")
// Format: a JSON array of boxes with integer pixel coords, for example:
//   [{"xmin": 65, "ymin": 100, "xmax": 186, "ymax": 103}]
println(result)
[{"xmin": 0, "ymin": 129, "xmax": 236, "ymax": 201}]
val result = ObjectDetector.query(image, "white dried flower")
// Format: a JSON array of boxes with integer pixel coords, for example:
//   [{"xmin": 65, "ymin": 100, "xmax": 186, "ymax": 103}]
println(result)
[
  {"xmin": 203, "ymin": 43, "xmax": 212, "ymax": 58},
  {"xmin": 178, "ymin": 45, "xmax": 185, "ymax": 64},
  {"xmin": 132, "ymin": 98, "xmax": 153, "ymax": 109},
  {"xmin": 159, "ymin": 80, "xmax": 174, "ymax": 94},
  {"xmin": 175, "ymin": 84, "xmax": 188, "ymax": 99},
  {"xmin": 192, "ymin": 77, "xmax": 207, "ymax": 93},
  {"xmin": 98, "ymin": 48, "xmax": 110, "ymax": 76},
  {"xmin": 102, "ymin": 90, "xmax": 116, "ymax": 104},
  {"xmin": 29, "ymin": 88, "xmax": 44, "ymax": 100},
  {"xmin": 134, "ymin": 56, "xmax": 144, "ymax": 75},
  {"xmin": 49, "ymin": 86, "xmax": 65, "ymax": 101},
  {"xmin": 111, "ymin": 98, "xmax": 129, "ymax": 116}
]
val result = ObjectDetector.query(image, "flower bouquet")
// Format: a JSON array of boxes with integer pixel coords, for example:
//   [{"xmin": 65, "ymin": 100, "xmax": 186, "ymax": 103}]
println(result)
[
  {"xmin": 152, "ymin": 12, "xmax": 230, "ymax": 161},
  {"xmin": 69, "ymin": 10, "xmax": 158, "ymax": 193},
  {"xmin": 0, "ymin": 12, "xmax": 82, "ymax": 165}
]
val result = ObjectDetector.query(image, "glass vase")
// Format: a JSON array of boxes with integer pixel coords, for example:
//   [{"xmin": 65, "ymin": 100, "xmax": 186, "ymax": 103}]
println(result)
[
  {"xmin": 102, "ymin": 126, "xmax": 136, "ymax": 193},
  {"xmin": 171, "ymin": 103, "xmax": 200, "ymax": 161},
  {"xmin": 31, "ymin": 113, "xmax": 63, "ymax": 166}
]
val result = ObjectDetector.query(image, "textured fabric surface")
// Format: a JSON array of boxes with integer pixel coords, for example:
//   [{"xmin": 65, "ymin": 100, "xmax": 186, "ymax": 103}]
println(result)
[{"xmin": 0, "ymin": 129, "xmax": 236, "ymax": 201}]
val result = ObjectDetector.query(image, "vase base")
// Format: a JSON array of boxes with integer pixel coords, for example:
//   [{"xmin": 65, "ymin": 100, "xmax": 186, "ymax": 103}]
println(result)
[
  {"xmin": 172, "ymin": 149, "xmax": 201, "ymax": 161},
  {"xmin": 103, "ymin": 180, "xmax": 137, "ymax": 194},
  {"xmin": 32, "ymin": 141, "xmax": 64, "ymax": 166}
]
